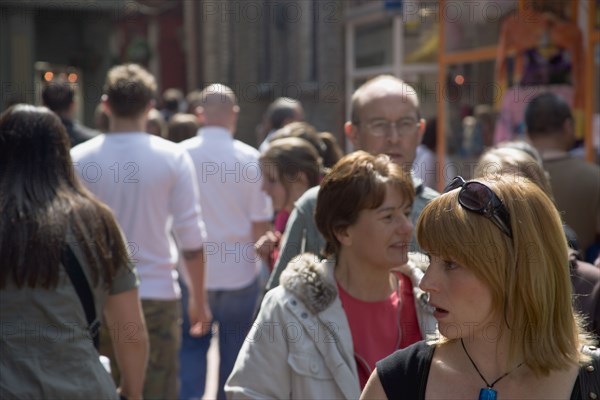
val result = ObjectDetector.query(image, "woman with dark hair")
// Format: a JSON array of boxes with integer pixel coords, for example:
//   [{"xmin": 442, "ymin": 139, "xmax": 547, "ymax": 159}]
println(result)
[
  {"xmin": 269, "ymin": 121, "xmax": 344, "ymax": 169},
  {"xmin": 0, "ymin": 105, "xmax": 148, "ymax": 399},
  {"xmin": 255, "ymin": 137, "xmax": 323, "ymax": 270}
]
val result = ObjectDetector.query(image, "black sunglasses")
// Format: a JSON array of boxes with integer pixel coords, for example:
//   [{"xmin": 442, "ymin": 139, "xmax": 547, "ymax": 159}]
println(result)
[{"xmin": 444, "ymin": 176, "xmax": 513, "ymax": 238}]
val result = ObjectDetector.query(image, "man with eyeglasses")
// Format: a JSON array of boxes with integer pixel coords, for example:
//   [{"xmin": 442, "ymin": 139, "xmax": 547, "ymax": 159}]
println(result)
[{"xmin": 266, "ymin": 75, "xmax": 439, "ymax": 290}]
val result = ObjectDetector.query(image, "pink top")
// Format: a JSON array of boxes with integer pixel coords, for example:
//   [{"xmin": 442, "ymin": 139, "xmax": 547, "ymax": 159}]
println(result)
[
  {"xmin": 268, "ymin": 210, "xmax": 291, "ymax": 271},
  {"xmin": 337, "ymin": 273, "xmax": 422, "ymax": 388},
  {"xmin": 273, "ymin": 209, "xmax": 290, "ymax": 234}
]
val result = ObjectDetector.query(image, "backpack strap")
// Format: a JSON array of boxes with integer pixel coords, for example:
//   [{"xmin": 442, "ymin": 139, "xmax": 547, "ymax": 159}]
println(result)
[{"xmin": 62, "ymin": 244, "xmax": 100, "ymax": 350}]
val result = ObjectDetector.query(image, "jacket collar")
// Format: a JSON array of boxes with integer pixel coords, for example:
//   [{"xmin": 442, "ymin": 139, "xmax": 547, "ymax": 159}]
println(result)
[
  {"xmin": 280, "ymin": 254, "xmax": 337, "ymax": 314},
  {"xmin": 281, "ymin": 254, "xmax": 360, "ymax": 399},
  {"xmin": 412, "ymin": 174, "xmax": 425, "ymax": 195},
  {"xmin": 280, "ymin": 252, "xmax": 429, "ymax": 313}
]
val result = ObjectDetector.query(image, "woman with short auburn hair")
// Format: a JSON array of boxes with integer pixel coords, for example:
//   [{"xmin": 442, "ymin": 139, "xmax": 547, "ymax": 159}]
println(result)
[{"xmin": 226, "ymin": 151, "xmax": 436, "ymax": 399}]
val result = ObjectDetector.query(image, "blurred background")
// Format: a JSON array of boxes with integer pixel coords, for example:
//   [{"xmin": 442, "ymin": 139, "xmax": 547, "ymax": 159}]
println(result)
[{"xmin": 1, "ymin": 0, "xmax": 598, "ymax": 191}]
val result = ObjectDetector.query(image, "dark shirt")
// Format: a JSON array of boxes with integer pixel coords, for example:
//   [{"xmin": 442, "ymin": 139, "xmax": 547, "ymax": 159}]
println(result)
[
  {"xmin": 61, "ymin": 117, "xmax": 98, "ymax": 148},
  {"xmin": 570, "ymin": 252, "xmax": 600, "ymax": 338},
  {"xmin": 376, "ymin": 341, "xmax": 589, "ymax": 400}
]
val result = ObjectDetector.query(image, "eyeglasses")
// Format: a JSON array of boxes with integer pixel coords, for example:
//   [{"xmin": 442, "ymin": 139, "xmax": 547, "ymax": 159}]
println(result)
[
  {"xmin": 357, "ymin": 118, "xmax": 420, "ymax": 138},
  {"xmin": 444, "ymin": 176, "xmax": 513, "ymax": 238}
]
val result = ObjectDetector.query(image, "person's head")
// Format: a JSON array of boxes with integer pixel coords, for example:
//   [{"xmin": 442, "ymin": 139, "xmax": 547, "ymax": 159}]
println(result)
[
  {"xmin": 260, "ymin": 137, "xmax": 322, "ymax": 212},
  {"xmin": 315, "ymin": 151, "xmax": 415, "ymax": 267},
  {"xmin": 146, "ymin": 108, "xmax": 166, "ymax": 137},
  {"xmin": 525, "ymin": 92, "xmax": 575, "ymax": 150},
  {"xmin": 41, "ymin": 79, "xmax": 75, "ymax": 117},
  {"xmin": 266, "ymin": 97, "xmax": 304, "ymax": 131},
  {"xmin": 346, "ymin": 75, "xmax": 425, "ymax": 171},
  {"xmin": 193, "ymin": 84, "xmax": 239, "ymax": 132},
  {"xmin": 0, "ymin": 104, "xmax": 128, "ymax": 289},
  {"xmin": 186, "ymin": 89, "xmax": 203, "ymax": 114},
  {"xmin": 317, "ymin": 131, "xmax": 344, "ymax": 169},
  {"xmin": 1, "ymin": 104, "xmax": 73, "ymax": 192},
  {"xmin": 103, "ymin": 63, "xmax": 157, "ymax": 119},
  {"xmin": 474, "ymin": 146, "xmax": 553, "ymax": 200},
  {"xmin": 167, "ymin": 113, "xmax": 200, "ymax": 143},
  {"xmin": 162, "ymin": 88, "xmax": 184, "ymax": 112},
  {"xmin": 269, "ymin": 122, "xmax": 327, "ymax": 162},
  {"xmin": 497, "ymin": 140, "xmax": 544, "ymax": 164},
  {"xmin": 417, "ymin": 176, "xmax": 592, "ymax": 374}
]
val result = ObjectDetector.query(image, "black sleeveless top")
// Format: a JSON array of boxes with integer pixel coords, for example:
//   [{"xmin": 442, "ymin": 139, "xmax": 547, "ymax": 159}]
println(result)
[
  {"xmin": 376, "ymin": 341, "xmax": 434, "ymax": 399},
  {"xmin": 376, "ymin": 341, "xmax": 600, "ymax": 400}
]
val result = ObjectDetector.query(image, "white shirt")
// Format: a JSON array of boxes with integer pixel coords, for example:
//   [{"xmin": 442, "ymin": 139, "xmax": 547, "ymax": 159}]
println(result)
[
  {"xmin": 181, "ymin": 126, "xmax": 273, "ymax": 290},
  {"xmin": 413, "ymin": 144, "xmax": 437, "ymax": 190},
  {"xmin": 258, "ymin": 129, "xmax": 277, "ymax": 153},
  {"xmin": 71, "ymin": 132, "xmax": 206, "ymax": 300}
]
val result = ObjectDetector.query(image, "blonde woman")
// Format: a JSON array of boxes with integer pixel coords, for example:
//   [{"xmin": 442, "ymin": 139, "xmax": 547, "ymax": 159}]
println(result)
[{"xmin": 361, "ymin": 176, "xmax": 599, "ymax": 399}]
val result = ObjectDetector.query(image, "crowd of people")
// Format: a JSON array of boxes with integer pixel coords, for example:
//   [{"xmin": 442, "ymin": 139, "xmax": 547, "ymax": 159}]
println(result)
[{"xmin": 1, "ymin": 63, "xmax": 598, "ymax": 400}]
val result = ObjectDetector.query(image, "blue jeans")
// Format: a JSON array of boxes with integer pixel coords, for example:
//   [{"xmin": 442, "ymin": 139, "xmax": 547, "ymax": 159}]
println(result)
[{"xmin": 179, "ymin": 278, "xmax": 259, "ymax": 400}]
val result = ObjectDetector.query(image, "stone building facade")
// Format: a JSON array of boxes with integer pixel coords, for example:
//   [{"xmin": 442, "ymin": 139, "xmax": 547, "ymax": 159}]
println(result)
[{"xmin": 195, "ymin": 0, "xmax": 346, "ymax": 147}]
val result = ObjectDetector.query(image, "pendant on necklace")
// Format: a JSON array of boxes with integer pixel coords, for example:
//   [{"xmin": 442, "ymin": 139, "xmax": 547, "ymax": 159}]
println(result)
[{"xmin": 479, "ymin": 388, "xmax": 497, "ymax": 400}]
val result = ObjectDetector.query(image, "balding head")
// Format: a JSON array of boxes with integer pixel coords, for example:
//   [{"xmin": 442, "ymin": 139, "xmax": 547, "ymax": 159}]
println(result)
[
  {"xmin": 345, "ymin": 75, "xmax": 424, "ymax": 168},
  {"xmin": 196, "ymin": 84, "xmax": 239, "ymax": 130},
  {"xmin": 350, "ymin": 75, "xmax": 420, "ymax": 123}
]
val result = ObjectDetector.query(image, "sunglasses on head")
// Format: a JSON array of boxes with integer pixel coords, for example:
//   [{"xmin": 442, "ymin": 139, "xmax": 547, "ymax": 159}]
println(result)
[{"xmin": 444, "ymin": 176, "xmax": 513, "ymax": 238}]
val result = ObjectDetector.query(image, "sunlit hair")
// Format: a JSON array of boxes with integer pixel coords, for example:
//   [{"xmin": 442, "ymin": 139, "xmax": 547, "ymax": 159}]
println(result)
[
  {"xmin": 266, "ymin": 97, "xmax": 303, "ymax": 130},
  {"xmin": 104, "ymin": 63, "xmax": 157, "ymax": 118},
  {"xmin": 317, "ymin": 131, "xmax": 344, "ymax": 169},
  {"xmin": 162, "ymin": 88, "xmax": 183, "ymax": 112},
  {"xmin": 260, "ymin": 137, "xmax": 323, "ymax": 209},
  {"xmin": 270, "ymin": 121, "xmax": 322, "ymax": 148},
  {"xmin": 474, "ymin": 146, "xmax": 553, "ymax": 200},
  {"xmin": 497, "ymin": 140, "xmax": 544, "ymax": 165},
  {"xmin": 350, "ymin": 75, "xmax": 420, "ymax": 124},
  {"xmin": 0, "ymin": 104, "xmax": 129, "ymax": 289},
  {"xmin": 167, "ymin": 113, "xmax": 199, "ymax": 143},
  {"xmin": 416, "ymin": 176, "xmax": 594, "ymax": 375},
  {"xmin": 269, "ymin": 122, "xmax": 343, "ymax": 169},
  {"xmin": 316, "ymin": 151, "xmax": 414, "ymax": 257}
]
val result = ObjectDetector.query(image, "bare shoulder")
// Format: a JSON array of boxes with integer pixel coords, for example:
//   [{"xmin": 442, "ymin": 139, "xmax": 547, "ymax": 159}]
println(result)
[
  {"xmin": 425, "ymin": 342, "xmax": 581, "ymax": 400},
  {"xmin": 360, "ymin": 369, "xmax": 388, "ymax": 400}
]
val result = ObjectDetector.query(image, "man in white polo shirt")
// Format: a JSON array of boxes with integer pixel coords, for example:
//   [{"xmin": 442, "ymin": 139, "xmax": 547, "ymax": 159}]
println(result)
[
  {"xmin": 180, "ymin": 84, "xmax": 272, "ymax": 400},
  {"xmin": 71, "ymin": 64, "xmax": 211, "ymax": 400}
]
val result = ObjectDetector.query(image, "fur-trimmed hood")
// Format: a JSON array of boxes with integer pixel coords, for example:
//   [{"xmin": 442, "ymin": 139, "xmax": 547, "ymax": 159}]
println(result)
[
  {"xmin": 280, "ymin": 252, "xmax": 431, "ymax": 316},
  {"xmin": 280, "ymin": 253, "xmax": 337, "ymax": 315}
]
